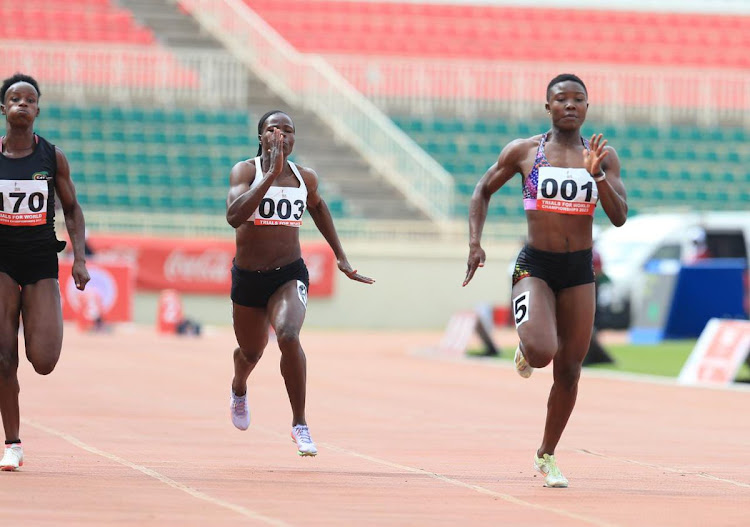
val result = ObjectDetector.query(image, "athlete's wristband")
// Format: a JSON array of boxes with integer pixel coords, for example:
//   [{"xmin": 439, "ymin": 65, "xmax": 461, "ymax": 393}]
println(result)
[{"xmin": 592, "ymin": 171, "xmax": 606, "ymax": 182}]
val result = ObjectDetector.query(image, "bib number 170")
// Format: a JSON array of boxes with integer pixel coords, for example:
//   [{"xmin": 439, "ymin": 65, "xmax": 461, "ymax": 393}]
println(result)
[{"xmin": 0, "ymin": 191, "xmax": 46, "ymax": 213}]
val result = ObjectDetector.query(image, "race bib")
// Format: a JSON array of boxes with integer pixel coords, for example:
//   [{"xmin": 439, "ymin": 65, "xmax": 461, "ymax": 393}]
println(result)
[
  {"xmin": 535, "ymin": 167, "xmax": 598, "ymax": 215},
  {"xmin": 0, "ymin": 180, "xmax": 49, "ymax": 226},
  {"xmin": 252, "ymin": 186, "xmax": 306, "ymax": 227}
]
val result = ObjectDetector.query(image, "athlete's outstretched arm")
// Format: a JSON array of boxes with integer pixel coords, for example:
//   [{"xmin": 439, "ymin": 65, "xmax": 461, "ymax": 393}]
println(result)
[
  {"xmin": 303, "ymin": 166, "xmax": 374, "ymax": 284},
  {"xmin": 583, "ymin": 134, "xmax": 627, "ymax": 227},
  {"xmin": 55, "ymin": 147, "xmax": 90, "ymax": 291},
  {"xmin": 464, "ymin": 139, "xmax": 526, "ymax": 286}
]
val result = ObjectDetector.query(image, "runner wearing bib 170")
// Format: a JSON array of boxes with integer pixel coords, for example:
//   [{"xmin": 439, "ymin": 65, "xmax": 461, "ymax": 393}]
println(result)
[
  {"xmin": 463, "ymin": 74, "xmax": 628, "ymax": 488},
  {"xmin": 0, "ymin": 73, "xmax": 90, "ymax": 471},
  {"xmin": 226, "ymin": 110, "xmax": 374, "ymax": 457}
]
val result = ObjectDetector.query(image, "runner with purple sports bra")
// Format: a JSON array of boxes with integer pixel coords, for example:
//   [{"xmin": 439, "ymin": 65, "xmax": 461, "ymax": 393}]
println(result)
[{"xmin": 463, "ymin": 74, "xmax": 628, "ymax": 488}]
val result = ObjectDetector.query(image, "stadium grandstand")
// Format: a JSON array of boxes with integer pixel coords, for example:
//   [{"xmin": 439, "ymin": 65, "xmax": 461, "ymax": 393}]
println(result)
[{"xmin": 4, "ymin": 0, "xmax": 748, "ymax": 243}]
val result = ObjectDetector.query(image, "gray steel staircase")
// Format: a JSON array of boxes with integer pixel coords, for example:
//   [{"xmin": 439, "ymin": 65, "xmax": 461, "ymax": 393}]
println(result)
[{"xmin": 116, "ymin": 0, "xmax": 428, "ymax": 220}]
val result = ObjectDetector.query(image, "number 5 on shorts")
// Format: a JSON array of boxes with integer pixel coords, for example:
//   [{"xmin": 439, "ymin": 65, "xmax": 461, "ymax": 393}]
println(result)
[{"xmin": 513, "ymin": 291, "xmax": 530, "ymax": 327}]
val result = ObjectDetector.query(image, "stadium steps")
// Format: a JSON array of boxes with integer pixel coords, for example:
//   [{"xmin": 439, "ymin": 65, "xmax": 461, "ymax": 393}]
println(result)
[
  {"xmin": 117, "ymin": 0, "xmax": 223, "ymax": 48},
  {"xmin": 112, "ymin": 0, "xmax": 429, "ymax": 221}
]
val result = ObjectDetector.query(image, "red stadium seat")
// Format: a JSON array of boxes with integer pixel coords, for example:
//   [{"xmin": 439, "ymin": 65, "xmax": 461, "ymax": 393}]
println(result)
[
  {"xmin": 240, "ymin": 0, "xmax": 750, "ymax": 70},
  {"xmin": 2, "ymin": 0, "xmax": 193, "ymax": 88}
]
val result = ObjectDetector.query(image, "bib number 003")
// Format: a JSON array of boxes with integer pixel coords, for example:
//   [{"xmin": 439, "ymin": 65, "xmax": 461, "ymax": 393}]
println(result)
[{"xmin": 258, "ymin": 198, "xmax": 304, "ymax": 220}]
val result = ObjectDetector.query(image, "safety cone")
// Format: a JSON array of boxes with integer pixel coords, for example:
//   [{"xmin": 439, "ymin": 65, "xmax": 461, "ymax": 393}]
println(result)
[
  {"xmin": 157, "ymin": 289, "xmax": 183, "ymax": 334},
  {"xmin": 76, "ymin": 289, "xmax": 103, "ymax": 332}
]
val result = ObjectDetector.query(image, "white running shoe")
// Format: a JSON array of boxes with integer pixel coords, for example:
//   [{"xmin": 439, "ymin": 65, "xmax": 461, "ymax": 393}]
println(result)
[
  {"xmin": 1, "ymin": 443, "xmax": 23, "ymax": 471},
  {"xmin": 230, "ymin": 391, "xmax": 250, "ymax": 431},
  {"xmin": 290, "ymin": 425, "xmax": 317, "ymax": 457},
  {"xmin": 514, "ymin": 346, "xmax": 533, "ymax": 378},
  {"xmin": 534, "ymin": 453, "xmax": 569, "ymax": 488}
]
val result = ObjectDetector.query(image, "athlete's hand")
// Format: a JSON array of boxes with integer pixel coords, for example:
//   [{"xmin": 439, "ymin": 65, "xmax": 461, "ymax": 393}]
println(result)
[
  {"xmin": 72, "ymin": 261, "xmax": 90, "ymax": 291},
  {"xmin": 463, "ymin": 245, "xmax": 486, "ymax": 286},
  {"xmin": 266, "ymin": 128, "xmax": 285, "ymax": 177},
  {"xmin": 583, "ymin": 133, "xmax": 609, "ymax": 178},
  {"xmin": 338, "ymin": 259, "xmax": 375, "ymax": 284}
]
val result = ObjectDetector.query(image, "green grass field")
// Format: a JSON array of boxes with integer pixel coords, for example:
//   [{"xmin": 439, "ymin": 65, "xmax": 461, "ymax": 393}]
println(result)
[
  {"xmin": 471, "ymin": 340, "xmax": 750, "ymax": 382},
  {"xmin": 588, "ymin": 340, "xmax": 696, "ymax": 377}
]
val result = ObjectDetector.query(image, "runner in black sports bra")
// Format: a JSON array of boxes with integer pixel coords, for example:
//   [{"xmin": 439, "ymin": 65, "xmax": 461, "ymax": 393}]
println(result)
[
  {"xmin": 463, "ymin": 74, "xmax": 628, "ymax": 488},
  {"xmin": 0, "ymin": 73, "xmax": 90, "ymax": 471}
]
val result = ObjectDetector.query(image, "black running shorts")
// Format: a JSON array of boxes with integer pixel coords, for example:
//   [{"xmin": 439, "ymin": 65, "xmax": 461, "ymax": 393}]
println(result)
[
  {"xmin": 512, "ymin": 244, "xmax": 595, "ymax": 292},
  {"xmin": 0, "ymin": 247, "xmax": 59, "ymax": 286},
  {"xmin": 231, "ymin": 258, "xmax": 310, "ymax": 308}
]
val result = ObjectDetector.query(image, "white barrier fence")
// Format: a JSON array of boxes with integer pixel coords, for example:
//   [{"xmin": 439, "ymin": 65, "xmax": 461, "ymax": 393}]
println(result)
[
  {"xmin": 326, "ymin": 57, "xmax": 750, "ymax": 128},
  {"xmin": 5, "ymin": 42, "xmax": 250, "ymax": 107}
]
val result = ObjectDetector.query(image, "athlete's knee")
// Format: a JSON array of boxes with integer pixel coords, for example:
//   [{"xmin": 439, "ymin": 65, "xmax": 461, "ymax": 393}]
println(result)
[
  {"xmin": 24, "ymin": 340, "xmax": 61, "ymax": 375},
  {"xmin": 0, "ymin": 350, "xmax": 19, "ymax": 378},
  {"xmin": 236, "ymin": 346, "xmax": 263, "ymax": 364},
  {"xmin": 30, "ymin": 354, "xmax": 59, "ymax": 375},
  {"xmin": 275, "ymin": 326, "xmax": 301, "ymax": 352},
  {"xmin": 554, "ymin": 361, "xmax": 582, "ymax": 391},
  {"xmin": 521, "ymin": 339, "xmax": 556, "ymax": 369}
]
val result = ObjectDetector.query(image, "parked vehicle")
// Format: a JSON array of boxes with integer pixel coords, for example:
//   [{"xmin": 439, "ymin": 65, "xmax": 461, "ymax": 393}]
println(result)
[{"xmin": 594, "ymin": 212, "xmax": 750, "ymax": 329}]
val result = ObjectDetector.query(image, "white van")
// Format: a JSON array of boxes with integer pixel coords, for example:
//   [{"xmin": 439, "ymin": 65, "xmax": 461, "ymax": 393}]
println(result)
[{"xmin": 594, "ymin": 211, "xmax": 750, "ymax": 329}]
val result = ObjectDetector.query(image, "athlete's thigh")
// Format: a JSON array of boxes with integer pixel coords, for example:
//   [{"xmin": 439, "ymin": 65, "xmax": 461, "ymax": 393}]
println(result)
[
  {"xmin": 20, "ymin": 278, "xmax": 63, "ymax": 362},
  {"xmin": 555, "ymin": 282, "xmax": 596, "ymax": 364},
  {"xmin": 0, "ymin": 273, "xmax": 22, "ymax": 357},
  {"xmin": 511, "ymin": 276, "xmax": 558, "ymax": 351},
  {"xmin": 267, "ymin": 280, "xmax": 307, "ymax": 335},
  {"xmin": 232, "ymin": 303, "xmax": 270, "ymax": 352}
]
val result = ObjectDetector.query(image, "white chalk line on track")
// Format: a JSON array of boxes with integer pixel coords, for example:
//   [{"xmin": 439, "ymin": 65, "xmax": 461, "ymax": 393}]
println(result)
[
  {"xmin": 22, "ymin": 418, "xmax": 292, "ymax": 527},
  {"xmin": 24, "ymin": 415, "xmax": 618, "ymax": 527},
  {"xmin": 578, "ymin": 449, "xmax": 750, "ymax": 489},
  {"xmin": 255, "ymin": 428, "xmax": 619, "ymax": 527}
]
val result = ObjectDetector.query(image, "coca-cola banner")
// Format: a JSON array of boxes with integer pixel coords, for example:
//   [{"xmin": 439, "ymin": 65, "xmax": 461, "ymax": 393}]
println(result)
[
  {"xmin": 59, "ymin": 259, "xmax": 134, "ymax": 322},
  {"xmin": 87, "ymin": 234, "xmax": 336, "ymax": 296}
]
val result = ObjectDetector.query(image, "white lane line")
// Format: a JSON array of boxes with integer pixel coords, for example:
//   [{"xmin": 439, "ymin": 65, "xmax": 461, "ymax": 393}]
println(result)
[
  {"xmin": 253, "ymin": 426, "xmax": 616, "ymax": 525},
  {"xmin": 253, "ymin": 423, "xmax": 616, "ymax": 527},
  {"xmin": 579, "ymin": 449, "xmax": 750, "ymax": 488},
  {"xmin": 22, "ymin": 418, "xmax": 292, "ymax": 527}
]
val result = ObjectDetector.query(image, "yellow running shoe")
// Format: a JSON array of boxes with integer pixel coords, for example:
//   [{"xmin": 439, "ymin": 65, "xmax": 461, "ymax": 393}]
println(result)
[
  {"xmin": 291, "ymin": 424, "xmax": 318, "ymax": 457},
  {"xmin": 514, "ymin": 346, "xmax": 533, "ymax": 378},
  {"xmin": 534, "ymin": 453, "xmax": 569, "ymax": 488}
]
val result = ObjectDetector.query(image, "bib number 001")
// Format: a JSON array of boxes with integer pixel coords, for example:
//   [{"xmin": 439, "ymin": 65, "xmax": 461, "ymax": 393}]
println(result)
[{"xmin": 539, "ymin": 178, "xmax": 594, "ymax": 202}]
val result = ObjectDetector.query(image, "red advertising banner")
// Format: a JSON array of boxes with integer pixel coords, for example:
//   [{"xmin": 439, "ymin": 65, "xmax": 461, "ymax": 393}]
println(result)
[
  {"xmin": 86, "ymin": 234, "xmax": 336, "ymax": 296},
  {"xmin": 678, "ymin": 318, "xmax": 750, "ymax": 386},
  {"xmin": 59, "ymin": 259, "xmax": 134, "ymax": 322}
]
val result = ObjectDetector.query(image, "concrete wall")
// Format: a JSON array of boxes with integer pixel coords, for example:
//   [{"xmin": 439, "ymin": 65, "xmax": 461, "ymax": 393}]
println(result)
[{"xmin": 133, "ymin": 239, "xmax": 522, "ymax": 330}]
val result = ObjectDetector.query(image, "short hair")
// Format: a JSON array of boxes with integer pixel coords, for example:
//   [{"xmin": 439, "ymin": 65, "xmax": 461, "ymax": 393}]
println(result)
[
  {"xmin": 1, "ymin": 73, "xmax": 41, "ymax": 104},
  {"xmin": 546, "ymin": 73, "xmax": 587, "ymax": 101},
  {"xmin": 255, "ymin": 109, "xmax": 292, "ymax": 156}
]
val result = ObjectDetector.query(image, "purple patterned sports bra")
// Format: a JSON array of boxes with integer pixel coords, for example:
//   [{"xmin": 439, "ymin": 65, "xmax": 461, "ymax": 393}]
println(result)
[{"xmin": 523, "ymin": 132, "xmax": 599, "ymax": 216}]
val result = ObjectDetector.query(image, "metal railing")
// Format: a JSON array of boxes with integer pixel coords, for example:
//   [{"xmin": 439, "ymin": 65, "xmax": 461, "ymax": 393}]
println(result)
[
  {"xmin": 326, "ymin": 57, "xmax": 750, "ymax": 128},
  {"xmin": 178, "ymin": 0, "xmax": 455, "ymax": 224},
  {"xmin": 5, "ymin": 41, "xmax": 250, "ymax": 107}
]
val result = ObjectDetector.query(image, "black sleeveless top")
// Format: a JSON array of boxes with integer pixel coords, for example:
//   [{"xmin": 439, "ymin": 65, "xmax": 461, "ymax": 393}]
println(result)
[{"xmin": 0, "ymin": 134, "xmax": 61, "ymax": 252}]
